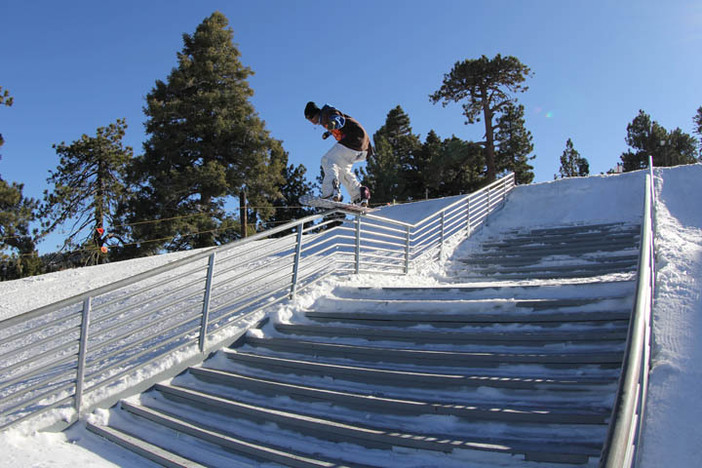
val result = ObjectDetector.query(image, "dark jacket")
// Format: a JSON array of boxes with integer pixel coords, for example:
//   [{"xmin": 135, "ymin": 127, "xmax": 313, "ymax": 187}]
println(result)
[{"xmin": 319, "ymin": 105, "xmax": 374, "ymax": 157}]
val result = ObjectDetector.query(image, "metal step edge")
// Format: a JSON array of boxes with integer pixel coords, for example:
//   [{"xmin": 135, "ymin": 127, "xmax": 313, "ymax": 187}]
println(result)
[
  {"xmin": 481, "ymin": 238, "xmax": 640, "ymax": 251},
  {"xmin": 310, "ymin": 297, "xmax": 632, "ymax": 312},
  {"xmin": 303, "ymin": 309, "xmax": 631, "ymax": 324},
  {"xmin": 273, "ymin": 322, "xmax": 628, "ymax": 344},
  {"xmin": 462, "ymin": 260, "xmax": 638, "ymax": 274},
  {"xmin": 451, "ymin": 270, "xmax": 636, "ymax": 281},
  {"xmin": 497, "ymin": 223, "xmax": 638, "ymax": 235},
  {"xmin": 86, "ymin": 421, "xmax": 206, "ymax": 468},
  {"xmin": 478, "ymin": 245, "xmax": 640, "ymax": 257},
  {"xmin": 456, "ymin": 255, "xmax": 639, "ymax": 266},
  {"xmin": 144, "ymin": 383, "xmax": 602, "ymax": 463},
  {"xmin": 184, "ymin": 367, "xmax": 611, "ymax": 425},
  {"xmin": 244, "ymin": 336, "xmax": 625, "ymax": 365},
  {"xmin": 223, "ymin": 350, "xmax": 618, "ymax": 390},
  {"xmin": 118, "ymin": 400, "xmax": 359, "ymax": 468},
  {"xmin": 482, "ymin": 233, "xmax": 640, "ymax": 247}
]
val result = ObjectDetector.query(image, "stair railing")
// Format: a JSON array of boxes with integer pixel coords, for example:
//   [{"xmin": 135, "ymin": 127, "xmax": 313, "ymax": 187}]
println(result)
[
  {"xmin": 600, "ymin": 169, "xmax": 656, "ymax": 467},
  {"xmin": 0, "ymin": 173, "xmax": 515, "ymax": 432}
]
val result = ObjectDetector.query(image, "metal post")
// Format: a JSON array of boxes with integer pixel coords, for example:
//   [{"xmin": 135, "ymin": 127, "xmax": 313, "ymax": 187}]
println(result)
[
  {"xmin": 290, "ymin": 223, "xmax": 304, "ymax": 298},
  {"xmin": 404, "ymin": 226, "xmax": 411, "ymax": 274},
  {"xmin": 439, "ymin": 211, "xmax": 446, "ymax": 261},
  {"xmin": 75, "ymin": 297, "xmax": 92, "ymax": 415},
  {"xmin": 355, "ymin": 214, "xmax": 361, "ymax": 274},
  {"xmin": 199, "ymin": 252, "xmax": 217, "ymax": 353}
]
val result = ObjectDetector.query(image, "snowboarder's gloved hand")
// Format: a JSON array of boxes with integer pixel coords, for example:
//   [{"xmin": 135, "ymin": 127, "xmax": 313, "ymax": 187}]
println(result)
[
  {"xmin": 322, "ymin": 131, "xmax": 331, "ymax": 140},
  {"xmin": 326, "ymin": 115, "xmax": 345, "ymax": 130}
]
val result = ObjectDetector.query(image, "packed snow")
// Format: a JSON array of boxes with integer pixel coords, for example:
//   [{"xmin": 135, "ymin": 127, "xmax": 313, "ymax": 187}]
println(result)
[{"xmin": 1, "ymin": 165, "xmax": 700, "ymax": 466}]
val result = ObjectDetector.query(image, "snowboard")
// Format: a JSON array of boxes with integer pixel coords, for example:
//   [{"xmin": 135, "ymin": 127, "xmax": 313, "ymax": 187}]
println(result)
[{"xmin": 299, "ymin": 194, "xmax": 372, "ymax": 214}]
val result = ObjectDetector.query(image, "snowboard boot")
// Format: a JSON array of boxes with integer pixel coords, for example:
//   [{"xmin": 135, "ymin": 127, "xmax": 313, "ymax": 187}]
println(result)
[
  {"xmin": 354, "ymin": 186, "xmax": 371, "ymax": 207},
  {"xmin": 322, "ymin": 179, "xmax": 343, "ymax": 202}
]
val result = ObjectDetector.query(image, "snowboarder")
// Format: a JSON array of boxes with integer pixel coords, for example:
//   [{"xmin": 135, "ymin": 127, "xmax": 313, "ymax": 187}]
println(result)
[{"xmin": 304, "ymin": 101, "xmax": 372, "ymax": 206}]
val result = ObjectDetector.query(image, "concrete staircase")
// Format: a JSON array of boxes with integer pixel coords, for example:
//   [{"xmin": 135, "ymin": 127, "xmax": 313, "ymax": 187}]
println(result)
[{"xmin": 86, "ymin": 222, "xmax": 640, "ymax": 467}]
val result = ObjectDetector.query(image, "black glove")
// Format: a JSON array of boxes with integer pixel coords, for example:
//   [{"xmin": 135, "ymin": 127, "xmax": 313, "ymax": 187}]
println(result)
[{"xmin": 322, "ymin": 131, "xmax": 331, "ymax": 140}]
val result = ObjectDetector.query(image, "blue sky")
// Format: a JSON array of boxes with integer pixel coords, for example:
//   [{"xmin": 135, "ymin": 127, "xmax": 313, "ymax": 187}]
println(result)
[{"xmin": 1, "ymin": 0, "xmax": 701, "ymax": 251}]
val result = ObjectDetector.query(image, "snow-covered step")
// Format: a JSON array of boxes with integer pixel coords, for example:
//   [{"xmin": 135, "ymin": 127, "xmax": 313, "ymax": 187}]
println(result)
[
  {"xmin": 458, "ymin": 252, "xmax": 640, "ymax": 266},
  {"xmin": 304, "ymin": 307, "xmax": 631, "ymax": 324},
  {"xmin": 112, "ymin": 400, "xmax": 365, "ymax": 468},
  {"xmin": 272, "ymin": 322, "xmax": 628, "ymax": 345},
  {"xmin": 243, "ymin": 335, "xmax": 625, "ymax": 366},
  {"xmin": 166, "ymin": 373, "xmax": 610, "ymax": 425},
  {"xmin": 490, "ymin": 222, "xmax": 639, "ymax": 238},
  {"xmin": 86, "ymin": 422, "xmax": 207, "ymax": 468},
  {"xmin": 222, "ymin": 350, "xmax": 619, "ymax": 391},
  {"xmin": 451, "ymin": 223, "xmax": 641, "ymax": 281},
  {"xmin": 117, "ymin": 383, "xmax": 604, "ymax": 465}
]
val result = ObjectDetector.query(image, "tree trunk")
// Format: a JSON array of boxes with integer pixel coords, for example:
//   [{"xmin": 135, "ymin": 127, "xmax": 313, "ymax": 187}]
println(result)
[
  {"xmin": 481, "ymin": 87, "xmax": 497, "ymax": 182},
  {"xmin": 239, "ymin": 190, "xmax": 247, "ymax": 238}
]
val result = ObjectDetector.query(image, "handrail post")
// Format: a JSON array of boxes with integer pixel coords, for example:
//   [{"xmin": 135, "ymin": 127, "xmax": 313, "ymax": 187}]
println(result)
[
  {"xmin": 290, "ymin": 222, "xmax": 304, "ymax": 298},
  {"xmin": 199, "ymin": 252, "xmax": 217, "ymax": 353},
  {"xmin": 404, "ymin": 226, "xmax": 411, "ymax": 274},
  {"xmin": 75, "ymin": 296, "xmax": 92, "ymax": 415},
  {"xmin": 355, "ymin": 214, "xmax": 361, "ymax": 274},
  {"xmin": 439, "ymin": 211, "xmax": 446, "ymax": 261}
]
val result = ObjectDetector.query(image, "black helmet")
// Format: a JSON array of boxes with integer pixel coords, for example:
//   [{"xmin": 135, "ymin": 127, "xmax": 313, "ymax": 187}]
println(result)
[{"xmin": 304, "ymin": 101, "xmax": 320, "ymax": 119}]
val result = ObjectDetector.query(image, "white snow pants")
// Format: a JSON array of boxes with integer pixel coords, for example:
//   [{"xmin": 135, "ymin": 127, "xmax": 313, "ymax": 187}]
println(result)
[{"xmin": 320, "ymin": 143, "xmax": 367, "ymax": 200}]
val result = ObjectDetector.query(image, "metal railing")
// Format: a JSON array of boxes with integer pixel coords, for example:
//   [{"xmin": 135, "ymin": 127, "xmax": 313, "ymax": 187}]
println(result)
[
  {"xmin": 0, "ymin": 173, "xmax": 515, "ymax": 431},
  {"xmin": 600, "ymin": 168, "xmax": 655, "ymax": 467}
]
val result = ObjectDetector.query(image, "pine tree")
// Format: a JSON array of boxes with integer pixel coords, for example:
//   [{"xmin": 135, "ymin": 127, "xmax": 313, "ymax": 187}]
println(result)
[
  {"xmin": 693, "ymin": 106, "xmax": 702, "ymax": 156},
  {"xmin": 427, "ymin": 136, "xmax": 484, "ymax": 197},
  {"xmin": 361, "ymin": 135, "xmax": 400, "ymax": 204},
  {"xmin": 129, "ymin": 12, "xmax": 283, "ymax": 253},
  {"xmin": 620, "ymin": 110, "xmax": 698, "ymax": 171},
  {"xmin": 1, "ymin": 179, "xmax": 40, "ymax": 279},
  {"xmin": 556, "ymin": 138, "xmax": 589, "ymax": 178},
  {"xmin": 41, "ymin": 119, "xmax": 132, "ymax": 265},
  {"xmin": 494, "ymin": 103, "xmax": 535, "ymax": 184},
  {"xmin": 0, "ymin": 86, "xmax": 13, "ymax": 151},
  {"xmin": 0, "ymin": 87, "xmax": 41, "ymax": 279},
  {"xmin": 430, "ymin": 54, "xmax": 533, "ymax": 182},
  {"xmin": 415, "ymin": 130, "xmax": 442, "ymax": 199},
  {"xmin": 361, "ymin": 106, "xmax": 422, "ymax": 204},
  {"xmin": 263, "ymin": 143, "xmax": 314, "ymax": 232}
]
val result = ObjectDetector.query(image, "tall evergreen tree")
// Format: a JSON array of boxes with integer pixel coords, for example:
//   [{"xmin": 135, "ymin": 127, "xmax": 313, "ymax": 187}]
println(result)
[
  {"xmin": 41, "ymin": 119, "xmax": 132, "ymax": 265},
  {"xmin": 556, "ymin": 138, "xmax": 590, "ymax": 178},
  {"xmin": 430, "ymin": 54, "xmax": 533, "ymax": 182},
  {"xmin": 0, "ymin": 86, "xmax": 13, "ymax": 151},
  {"xmin": 361, "ymin": 106, "xmax": 421, "ymax": 204},
  {"xmin": 620, "ymin": 110, "xmax": 698, "ymax": 171},
  {"xmin": 0, "ymin": 88, "xmax": 41, "ymax": 279},
  {"xmin": 360, "ymin": 135, "xmax": 401, "ymax": 204},
  {"xmin": 427, "ymin": 136, "xmax": 484, "ymax": 197},
  {"xmin": 263, "ymin": 144, "xmax": 314, "ymax": 231},
  {"xmin": 129, "ymin": 11, "xmax": 283, "ymax": 253},
  {"xmin": 415, "ymin": 130, "xmax": 442, "ymax": 199},
  {"xmin": 1, "ymin": 179, "xmax": 40, "ymax": 279},
  {"xmin": 693, "ymin": 106, "xmax": 702, "ymax": 155},
  {"xmin": 494, "ymin": 103, "xmax": 535, "ymax": 184}
]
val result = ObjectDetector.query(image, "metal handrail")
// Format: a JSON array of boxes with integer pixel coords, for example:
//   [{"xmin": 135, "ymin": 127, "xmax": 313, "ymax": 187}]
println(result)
[
  {"xmin": 0, "ymin": 173, "xmax": 515, "ymax": 431},
  {"xmin": 600, "ymin": 170, "xmax": 655, "ymax": 467}
]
